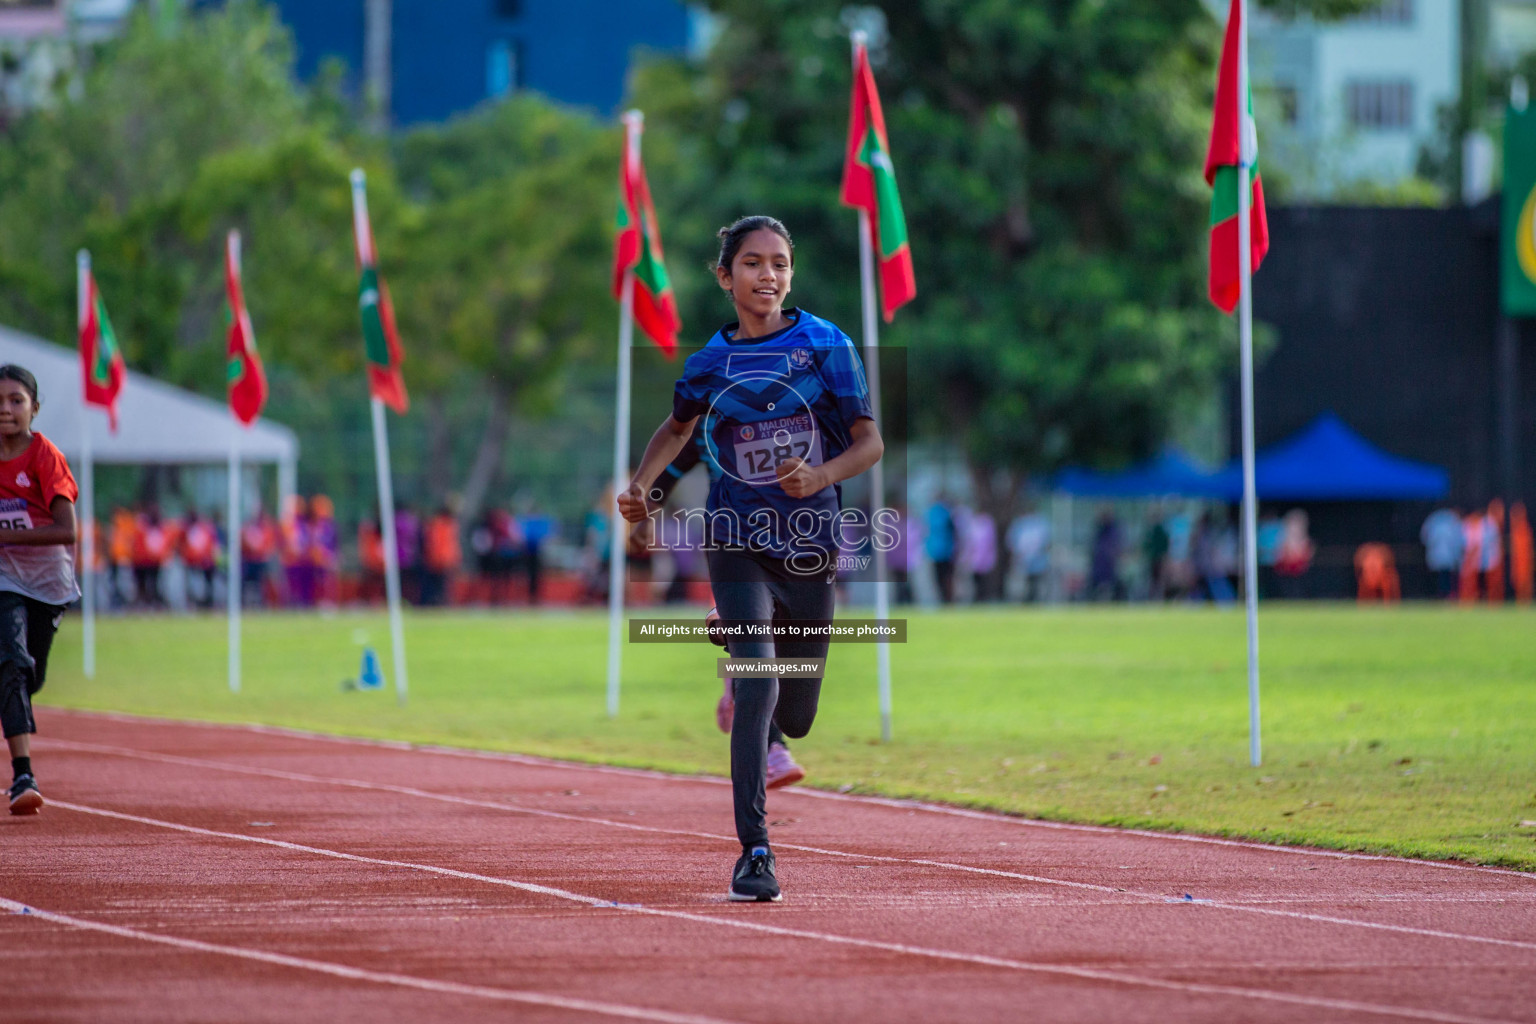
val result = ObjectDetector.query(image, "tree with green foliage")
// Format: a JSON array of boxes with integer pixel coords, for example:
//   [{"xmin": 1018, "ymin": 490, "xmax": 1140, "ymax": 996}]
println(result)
[
  {"xmin": 0, "ymin": 1, "xmax": 333, "ymax": 364},
  {"xmin": 0, "ymin": 3, "xmax": 619, "ymax": 525},
  {"xmin": 630, "ymin": 0, "xmax": 1370, "ymax": 528},
  {"xmin": 392, "ymin": 96, "xmax": 618, "ymax": 519}
]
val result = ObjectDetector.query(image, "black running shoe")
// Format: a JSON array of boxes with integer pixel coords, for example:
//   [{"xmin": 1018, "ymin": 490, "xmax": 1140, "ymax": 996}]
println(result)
[
  {"xmin": 8, "ymin": 774, "xmax": 42, "ymax": 816},
  {"xmin": 728, "ymin": 845, "xmax": 781, "ymax": 902}
]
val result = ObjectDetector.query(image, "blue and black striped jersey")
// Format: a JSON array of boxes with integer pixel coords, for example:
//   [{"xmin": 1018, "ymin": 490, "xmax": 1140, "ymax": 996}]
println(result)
[{"xmin": 672, "ymin": 309, "xmax": 874, "ymax": 559}]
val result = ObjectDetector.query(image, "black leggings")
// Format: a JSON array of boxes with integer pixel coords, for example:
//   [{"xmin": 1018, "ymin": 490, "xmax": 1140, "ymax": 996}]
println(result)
[
  {"xmin": 707, "ymin": 547, "xmax": 833, "ymax": 850},
  {"xmin": 0, "ymin": 591, "xmax": 64, "ymax": 739}
]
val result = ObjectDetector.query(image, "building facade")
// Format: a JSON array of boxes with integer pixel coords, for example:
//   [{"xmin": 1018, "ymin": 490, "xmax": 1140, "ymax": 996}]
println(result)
[
  {"xmin": 261, "ymin": 0, "xmax": 696, "ymax": 125},
  {"xmin": 1249, "ymin": 0, "xmax": 1460, "ymax": 194}
]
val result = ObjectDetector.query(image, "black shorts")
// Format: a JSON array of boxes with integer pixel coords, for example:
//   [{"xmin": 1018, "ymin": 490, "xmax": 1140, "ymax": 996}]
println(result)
[
  {"xmin": 707, "ymin": 546, "xmax": 834, "ymax": 850},
  {"xmin": 0, "ymin": 591, "xmax": 66, "ymax": 738}
]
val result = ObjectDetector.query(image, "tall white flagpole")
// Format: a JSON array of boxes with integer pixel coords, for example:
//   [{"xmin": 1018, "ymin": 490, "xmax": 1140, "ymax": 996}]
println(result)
[
  {"xmin": 858, "ymin": 208, "xmax": 893, "ymax": 743},
  {"xmin": 607, "ymin": 111, "xmax": 642, "ymax": 720},
  {"xmin": 608, "ymin": 271, "xmax": 635, "ymax": 719},
  {"xmin": 227, "ymin": 231, "xmax": 243, "ymax": 696},
  {"xmin": 851, "ymin": 32, "xmax": 894, "ymax": 743},
  {"xmin": 1236, "ymin": 0, "xmax": 1262, "ymax": 767},
  {"xmin": 371, "ymin": 397, "xmax": 408, "ymax": 705},
  {"xmin": 351, "ymin": 168, "xmax": 409, "ymax": 705},
  {"xmin": 227, "ymin": 431, "xmax": 241, "ymax": 694},
  {"xmin": 76, "ymin": 250, "xmax": 96, "ymax": 679}
]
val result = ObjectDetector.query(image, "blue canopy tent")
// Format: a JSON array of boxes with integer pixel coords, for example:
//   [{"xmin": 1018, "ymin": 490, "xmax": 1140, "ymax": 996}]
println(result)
[
  {"xmin": 1206, "ymin": 413, "xmax": 1448, "ymax": 501},
  {"xmin": 1053, "ymin": 448, "xmax": 1226, "ymax": 497}
]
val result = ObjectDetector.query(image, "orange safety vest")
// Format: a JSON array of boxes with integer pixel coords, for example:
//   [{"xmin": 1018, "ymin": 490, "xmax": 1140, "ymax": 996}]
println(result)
[
  {"xmin": 359, "ymin": 523, "xmax": 385, "ymax": 574},
  {"xmin": 425, "ymin": 515, "xmax": 462, "ymax": 572},
  {"xmin": 109, "ymin": 510, "xmax": 138, "ymax": 566},
  {"xmin": 1511, "ymin": 506, "xmax": 1534, "ymax": 602}
]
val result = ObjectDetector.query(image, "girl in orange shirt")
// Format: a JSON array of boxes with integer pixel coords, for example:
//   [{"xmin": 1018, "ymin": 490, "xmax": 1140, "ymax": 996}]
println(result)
[{"xmin": 0, "ymin": 365, "xmax": 80, "ymax": 815}]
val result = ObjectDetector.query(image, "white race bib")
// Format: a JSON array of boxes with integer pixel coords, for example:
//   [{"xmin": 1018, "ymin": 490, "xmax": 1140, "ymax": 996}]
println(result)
[
  {"xmin": 0, "ymin": 498, "xmax": 34, "ymax": 532},
  {"xmin": 731, "ymin": 413, "xmax": 823, "ymax": 485}
]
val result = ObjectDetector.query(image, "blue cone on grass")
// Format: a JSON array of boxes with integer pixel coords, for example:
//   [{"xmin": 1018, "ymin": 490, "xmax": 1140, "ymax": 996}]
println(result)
[{"xmin": 359, "ymin": 648, "xmax": 385, "ymax": 690}]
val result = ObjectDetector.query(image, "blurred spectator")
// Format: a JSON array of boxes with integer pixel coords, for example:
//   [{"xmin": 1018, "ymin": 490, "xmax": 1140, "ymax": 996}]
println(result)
[
  {"xmin": 521, "ymin": 506, "xmax": 553, "ymax": 606},
  {"xmin": 281, "ymin": 496, "xmax": 316, "ymax": 607},
  {"xmin": 1505, "ymin": 500, "xmax": 1529, "ymax": 604},
  {"xmin": 395, "ymin": 503, "xmax": 422, "ymax": 604},
  {"xmin": 179, "ymin": 509, "xmax": 220, "ymax": 609},
  {"xmin": 835, "ymin": 506, "xmax": 871, "ymax": 599},
  {"xmin": 887, "ymin": 504, "xmax": 911, "ymax": 604},
  {"xmin": 584, "ymin": 487, "xmax": 614, "ymax": 603},
  {"xmin": 79, "ymin": 516, "xmax": 108, "ymax": 609},
  {"xmin": 1419, "ymin": 506, "xmax": 1463, "ymax": 599},
  {"xmin": 925, "ymin": 496, "xmax": 957, "ymax": 604},
  {"xmin": 1510, "ymin": 502, "xmax": 1533, "ymax": 604},
  {"xmin": 1214, "ymin": 515, "xmax": 1240, "ymax": 600},
  {"xmin": 131, "ymin": 505, "xmax": 173, "ymax": 608},
  {"xmin": 1089, "ymin": 507, "xmax": 1124, "ymax": 601},
  {"xmin": 241, "ymin": 505, "xmax": 277, "ymax": 607},
  {"xmin": 1142, "ymin": 509, "xmax": 1170, "ymax": 601},
  {"xmin": 1274, "ymin": 509, "xmax": 1314, "ymax": 599},
  {"xmin": 1255, "ymin": 511, "xmax": 1282, "ymax": 599},
  {"xmin": 108, "ymin": 506, "xmax": 137, "ymax": 607},
  {"xmin": 1191, "ymin": 510, "xmax": 1233, "ymax": 605},
  {"xmin": 963, "ymin": 508, "xmax": 998, "ymax": 602},
  {"xmin": 1354, "ymin": 543, "xmax": 1400, "ymax": 603},
  {"xmin": 422, "ymin": 505, "xmax": 461, "ymax": 607},
  {"xmin": 664, "ymin": 514, "xmax": 705, "ymax": 604},
  {"xmin": 357, "ymin": 516, "xmax": 386, "ymax": 604},
  {"xmin": 1483, "ymin": 499, "xmax": 1506, "ymax": 603},
  {"xmin": 1164, "ymin": 507, "xmax": 1194, "ymax": 600},
  {"xmin": 1459, "ymin": 508, "xmax": 1484, "ymax": 603},
  {"xmin": 471, "ymin": 508, "xmax": 522, "ymax": 604},
  {"xmin": 311, "ymin": 495, "xmax": 338, "ymax": 606},
  {"xmin": 1007, "ymin": 504, "xmax": 1050, "ymax": 604}
]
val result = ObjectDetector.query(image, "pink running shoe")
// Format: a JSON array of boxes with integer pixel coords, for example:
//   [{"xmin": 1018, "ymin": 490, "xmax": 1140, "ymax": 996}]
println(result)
[
  {"xmin": 716, "ymin": 678, "xmax": 734, "ymax": 733},
  {"xmin": 709, "ymin": 605, "xmax": 734, "ymax": 733},
  {"xmin": 766, "ymin": 741, "xmax": 806, "ymax": 789}
]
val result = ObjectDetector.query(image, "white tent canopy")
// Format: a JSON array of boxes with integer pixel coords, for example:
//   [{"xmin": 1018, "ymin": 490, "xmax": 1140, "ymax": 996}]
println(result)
[{"xmin": 0, "ymin": 326, "xmax": 298, "ymax": 494}]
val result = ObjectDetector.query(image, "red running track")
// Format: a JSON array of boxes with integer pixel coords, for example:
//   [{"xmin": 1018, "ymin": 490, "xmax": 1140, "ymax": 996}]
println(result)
[{"xmin": 3, "ymin": 709, "xmax": 1534, "ymax": 1023}]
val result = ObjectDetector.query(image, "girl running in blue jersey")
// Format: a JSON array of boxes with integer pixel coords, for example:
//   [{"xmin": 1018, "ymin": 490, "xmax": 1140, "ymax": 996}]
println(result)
[
  {"xmin": 619, "ymin": 216, "xmax": 884, "ymax": 901},
  {"xmin": 630, "ymin": 421, "xmax": 805, "ymax": 787}
]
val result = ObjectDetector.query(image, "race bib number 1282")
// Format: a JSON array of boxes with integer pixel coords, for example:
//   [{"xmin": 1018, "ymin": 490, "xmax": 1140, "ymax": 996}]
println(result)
[{"xmin": 732, "ymin": 414, "xmax": 824, "ymax": 485}]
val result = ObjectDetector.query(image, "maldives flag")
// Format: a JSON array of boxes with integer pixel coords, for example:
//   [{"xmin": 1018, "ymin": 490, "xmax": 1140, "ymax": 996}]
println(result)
[
  {"xmin": 225, "ymin": 230, "xmax": 267, "ymax": 426},
  {"xmin": 78, "ymin": 263, "xmax": 126, "ymax": 432},
  {"xmin": 612, "ymin": 112, "xmax": 680, "ymax": 356},
  {"xmin": 1204, "ymin": 0, "xmax": 1269, "ymax": 314},
  {"xmin": 841, "ymin": 38, "xmax": 915, "ymax": 322},
  {"xmin": 350, "ymin": 169, "xmax": 408, "ymax": 414}
]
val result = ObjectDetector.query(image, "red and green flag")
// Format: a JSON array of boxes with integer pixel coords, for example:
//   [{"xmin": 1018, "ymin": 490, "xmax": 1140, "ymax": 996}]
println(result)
[
  {"xmin": 841, "ymin": 38, "xmax": 916, "ymax": 323},
  {"xmin": 612, "ymin": 113, "xmax": 680, "ymax": 357},
  {"xmin": 350, "ymin": 170, "xmax": 409, "ymax": 414},
  {"xmin": 78, "ymin": 261, "xmax": 126, "ymax": 432},
  {"xmin": 225, "ymin": 230, "xmax": 267, "ymax": 426},
  {"xmin": 1204, "ymin": 0, "xmax": 1269, "ymax": 314}
]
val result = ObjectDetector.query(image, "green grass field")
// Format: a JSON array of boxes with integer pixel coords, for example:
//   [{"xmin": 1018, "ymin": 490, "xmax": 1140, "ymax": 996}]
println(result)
[{"xmin": 37, "ymin": 604, "xmax": 1536, "ymax": 869}]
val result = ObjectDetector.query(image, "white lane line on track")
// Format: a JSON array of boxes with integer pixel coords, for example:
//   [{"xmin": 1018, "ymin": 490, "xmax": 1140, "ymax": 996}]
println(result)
[
  {"xmin": 0, "ymin": 894, "xmax": 742, "ymax": 1024},
  {"xmin": 44, "ymin": 800, "xmax": 1521, "ymax": 1024},
  {"xmin": 47, "ymin": 707, "xmax": 1536, "ymax": 882},
  {"xmin": 43, "ymin": 738, "xmax": 1536, "ymax": 954}
]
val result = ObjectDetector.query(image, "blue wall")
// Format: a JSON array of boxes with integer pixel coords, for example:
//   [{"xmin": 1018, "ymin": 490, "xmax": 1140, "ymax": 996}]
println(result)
[{"xmin": 262, "ymin": 0, "xmax": 691, "ymax": 124}]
